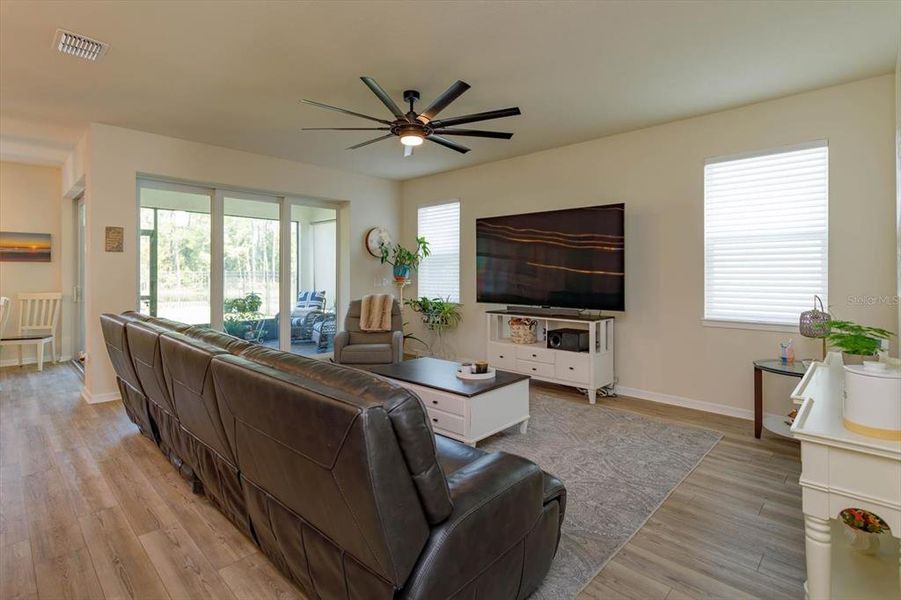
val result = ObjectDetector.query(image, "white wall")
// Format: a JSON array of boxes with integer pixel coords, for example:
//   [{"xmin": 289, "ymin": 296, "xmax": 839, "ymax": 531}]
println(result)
[
  {"xmin": 402, "ymin": 75, "xmax": 898, "ymax": 418},
  {"xmin": 895, "ymin": 50, "xmax": 900, "ymax": 340},
  {"xmin": 0, "ymin": 161, "xmax": 70, "ymax": 364},
  {"xmin": 73, "ymin": 123, "xmax": 400, "ymax": 402}
]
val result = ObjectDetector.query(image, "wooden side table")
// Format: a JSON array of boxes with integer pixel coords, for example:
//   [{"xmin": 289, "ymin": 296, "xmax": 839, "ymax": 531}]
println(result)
[{"xmin": 753, "ymin": 358, "xmax": 809, "ymax": 439}]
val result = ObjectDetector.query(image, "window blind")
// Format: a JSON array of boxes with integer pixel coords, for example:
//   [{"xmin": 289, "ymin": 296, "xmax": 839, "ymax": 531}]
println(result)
[
  {"xmin": 417, "ymin": 201, "xmax": 460, "ymax": 303},
  {"xmin": 704, "ymin": 142, "xmax": 828, "ymax": 326}
]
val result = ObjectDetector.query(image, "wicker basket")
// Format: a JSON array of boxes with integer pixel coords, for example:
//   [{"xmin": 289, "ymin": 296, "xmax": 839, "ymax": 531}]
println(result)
[{"xmin": 509, "ymin": 318, "xmax": 537, "ymax": 344}]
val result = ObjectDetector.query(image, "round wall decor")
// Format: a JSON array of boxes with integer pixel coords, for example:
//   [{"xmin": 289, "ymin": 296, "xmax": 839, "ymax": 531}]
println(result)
[{"xmin": 365, "ymin": 226, "xmax": 391, "ymax": 257}]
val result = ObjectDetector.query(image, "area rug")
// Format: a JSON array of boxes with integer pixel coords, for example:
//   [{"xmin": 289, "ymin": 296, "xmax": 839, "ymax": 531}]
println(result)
[{"xmin": 481, "ymin": 392, "xmax": 723, "ymax": 599}]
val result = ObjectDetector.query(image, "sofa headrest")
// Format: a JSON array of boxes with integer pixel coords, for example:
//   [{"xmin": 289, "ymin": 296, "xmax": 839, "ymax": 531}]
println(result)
[{"xmin": 100, "ymin": 313, "xmax": 144, "ymax": 391}]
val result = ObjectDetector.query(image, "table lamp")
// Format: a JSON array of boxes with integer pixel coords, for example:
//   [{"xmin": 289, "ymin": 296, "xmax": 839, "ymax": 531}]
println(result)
[{"xmin": 799, "ymin": 295, "xmax": 830, "ymax": 359}]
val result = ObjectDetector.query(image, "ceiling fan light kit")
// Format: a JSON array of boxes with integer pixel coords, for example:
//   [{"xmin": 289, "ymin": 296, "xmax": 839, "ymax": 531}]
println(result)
[{"xmin": 301, "ymin": 76, "xmax": 520, "ymax": 157}]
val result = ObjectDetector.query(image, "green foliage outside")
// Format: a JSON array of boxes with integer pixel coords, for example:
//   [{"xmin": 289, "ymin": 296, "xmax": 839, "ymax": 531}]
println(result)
[
  {"xmin": 223, "ymin": 292, "xmax": 263, "ymax": 338},
  {"xmin": 141, "ymin": 207, "xmax": 282, "ymax": 319}
]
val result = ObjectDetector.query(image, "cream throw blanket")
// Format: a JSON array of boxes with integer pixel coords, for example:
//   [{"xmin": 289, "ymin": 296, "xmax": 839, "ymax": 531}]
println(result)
[{"xmin": 360, "ymin": 294, "xmax": 393, "ymax": 332}]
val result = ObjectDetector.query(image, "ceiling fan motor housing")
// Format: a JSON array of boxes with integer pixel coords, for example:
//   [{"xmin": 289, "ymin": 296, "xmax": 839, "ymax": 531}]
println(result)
[{"xmin": 392, "ymin": 122, "xmax": 430, "ymax": 138}]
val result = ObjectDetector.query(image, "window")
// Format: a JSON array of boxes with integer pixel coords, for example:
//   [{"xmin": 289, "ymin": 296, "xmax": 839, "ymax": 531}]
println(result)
[
  {"xmin": 417, "ymin": 201, "xmax": 460, "ymax": 303},
  {"xmin": 704, "ymin": 141, "xmax": 828, "ymax": 327},
  {"xmin": 138, "ymin": 178, "xmax": 338, "ymax": 355}
]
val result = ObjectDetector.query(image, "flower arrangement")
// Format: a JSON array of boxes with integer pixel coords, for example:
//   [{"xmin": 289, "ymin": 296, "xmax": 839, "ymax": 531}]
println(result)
[{"xmin": 840, "ymin": 508, "xmax": 889, "ymax": 534}]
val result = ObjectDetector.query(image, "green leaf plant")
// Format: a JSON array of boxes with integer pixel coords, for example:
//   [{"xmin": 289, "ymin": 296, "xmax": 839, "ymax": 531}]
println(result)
[
  {"xmin": 378, "ymin": 236, "xmax": 431, "ymax": 270},
  {"xmin": 825, "ymin": 319, "xmax": 894, "ymax": 356}
]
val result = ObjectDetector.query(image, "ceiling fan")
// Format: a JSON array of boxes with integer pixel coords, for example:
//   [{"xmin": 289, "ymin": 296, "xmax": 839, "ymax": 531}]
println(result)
[{"xmin": 301, "ymin": 77, "xmax": 521, "ymax": 157}]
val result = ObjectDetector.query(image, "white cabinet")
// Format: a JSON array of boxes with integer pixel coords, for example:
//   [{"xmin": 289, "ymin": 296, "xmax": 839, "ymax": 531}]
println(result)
[
  {"xmin": 790, "ymin": 353, "xmax": 901, "ymax": 599},
  {"xmin": 486, "ymin": 310, "xmax": 615, "ymax": 404}
]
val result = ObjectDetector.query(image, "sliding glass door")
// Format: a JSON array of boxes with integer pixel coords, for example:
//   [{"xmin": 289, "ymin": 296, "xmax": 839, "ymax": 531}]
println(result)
[
  {"xmin": 285, "ymin": 203, "xmax": 337, "ymax": 354},
  {"xmin": 223, "ymin": 195, "xmax": 280, "ymax": 348},
  {"xmin": 139, "ymin": 181, "xmax": 213, "ymax": 324},
  {"xmin": 138, "ymin": 180, "xmax": 339, "ymax": 356}
]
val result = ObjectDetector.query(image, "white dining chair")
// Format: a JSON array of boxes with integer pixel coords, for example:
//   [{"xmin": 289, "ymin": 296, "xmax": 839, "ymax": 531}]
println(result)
[
  {"xmin": 0, "ymin": 296, "xmax": 10, "ymax": 337},
  {"xmin": 16, "ymin": 292, "xmax": 62, "ymax": 363}
]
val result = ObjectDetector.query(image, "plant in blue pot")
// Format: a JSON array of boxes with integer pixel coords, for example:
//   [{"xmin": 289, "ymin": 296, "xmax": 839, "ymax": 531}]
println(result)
[{"xmin": 379, "ymin": 236, "xmax": 430, "ymax": 284}]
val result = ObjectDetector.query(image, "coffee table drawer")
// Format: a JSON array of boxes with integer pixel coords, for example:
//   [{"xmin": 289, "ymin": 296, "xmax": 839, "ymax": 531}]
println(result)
[
  {"xmin": 517, "ymin": 359, "xmax": 555, "ymax": 378},
  {"xmin": 415, "ymin": 386, "xmax": 465, "ymax": 416},
  {"xmin": 426, "ymin": 407, "xmax": 465, "ymax": 436}
]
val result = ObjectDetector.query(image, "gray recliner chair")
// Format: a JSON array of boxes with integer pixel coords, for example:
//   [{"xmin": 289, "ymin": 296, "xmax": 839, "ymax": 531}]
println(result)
[{"xmin": 333, "ymin": 299, "xmax": 403, "ymax": 364}]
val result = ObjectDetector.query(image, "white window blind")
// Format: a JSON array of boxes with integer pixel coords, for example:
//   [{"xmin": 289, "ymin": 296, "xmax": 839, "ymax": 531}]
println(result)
[
  {"xmin": 704, "ymin": 142, "xmax": 828, "ymax": 326},
  {"xmin": 417, "ymin": 201, "xmax": 460, "ymax": 303}
]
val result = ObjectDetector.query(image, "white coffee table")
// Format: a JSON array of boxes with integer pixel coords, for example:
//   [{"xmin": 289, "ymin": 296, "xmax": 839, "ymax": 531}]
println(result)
[{"xmin": 368, "ymin": 357, "xmax": 531, "ymax": 446}]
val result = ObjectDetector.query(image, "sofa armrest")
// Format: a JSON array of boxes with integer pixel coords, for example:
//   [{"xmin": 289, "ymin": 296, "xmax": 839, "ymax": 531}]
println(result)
[
  {"xmin": 392, "ymin": 330, "xmax": 404, "ymax": 363},
  {"xmin": 401, "ymin": 452, "xmax": 546, "ymax": 599},
  {"xmin": 333, "ymin": 330, "xmax": 349, "ymax": 362}
]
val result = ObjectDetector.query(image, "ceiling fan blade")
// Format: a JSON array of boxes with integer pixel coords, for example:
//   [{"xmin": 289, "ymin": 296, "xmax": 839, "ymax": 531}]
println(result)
[
  {"xmin": 360, "ymin": 77, "xmax": 405, "ymax": 119},
  {"xmin": 347, "ymin": 134, "xmax": 394, "ymax": 150},
  {"xmin": 300, "ymin": 99, "xmax": 392, "ymax": 125},
  {"xmin": 404, "ymin": 144, "xmax": 414, "ymax": 158},
  {"xmin": 430, "ymin": 128, "xmax": 513, "ymax": 139},
  {"xmin": 429, "ymin": 107, "xmax": 521, "ymax": 129},
  {"xmin": 417, "ymin": 80, "xmax": 471, "ymax": 123},
  {"xmin": 427, "ymin": 135, "xmax": 471, "ymax": 154},
  {"xmin": 302, "ymin": 127, "xmax": 390, "ymax": 131}
]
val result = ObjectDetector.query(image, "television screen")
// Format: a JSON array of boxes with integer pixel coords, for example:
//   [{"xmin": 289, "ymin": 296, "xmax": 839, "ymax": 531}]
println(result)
[{"xmin": 476, "ymin": 203, "xmax": 624, "ymax": 311}]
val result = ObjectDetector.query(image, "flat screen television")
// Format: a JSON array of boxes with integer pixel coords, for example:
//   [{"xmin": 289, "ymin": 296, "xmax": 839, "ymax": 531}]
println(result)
[{"xmin": 476, "ymin": 203, "xmax": 624, "ymax": 311}]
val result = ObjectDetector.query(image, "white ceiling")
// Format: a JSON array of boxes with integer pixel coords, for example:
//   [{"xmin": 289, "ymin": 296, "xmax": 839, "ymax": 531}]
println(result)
[{"xmin": 0, "ymin": 1, "xmax": 898, "ymax": 180}]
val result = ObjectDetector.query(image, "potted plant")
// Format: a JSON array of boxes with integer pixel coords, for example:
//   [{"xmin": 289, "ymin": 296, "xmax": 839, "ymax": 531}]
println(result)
[
  {"xmin": 824, "ymin": 319, "xmax": 893, "ymax": 364},
  {"xmin": 405, "ymin": 296, "xmax": 462, "ymax": 358},
  {"xmin": 379, "ymin": 236, "xmax": 430, "ymax": 283},
  {"xmin": 224, "ymin": 292, "xmax": 264, "ymax": 341}
]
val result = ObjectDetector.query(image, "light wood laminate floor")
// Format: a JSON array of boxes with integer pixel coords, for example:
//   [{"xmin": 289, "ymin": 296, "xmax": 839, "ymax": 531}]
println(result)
[{"xmin": 0, "ymin": 364, "xmax": 803, "ymax": 599}]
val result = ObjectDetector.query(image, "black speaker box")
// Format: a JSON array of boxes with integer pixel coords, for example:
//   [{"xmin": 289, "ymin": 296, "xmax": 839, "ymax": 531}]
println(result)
[{"xmin": 547, "ymin": 328, "xmax": 589, "ymax": 352}]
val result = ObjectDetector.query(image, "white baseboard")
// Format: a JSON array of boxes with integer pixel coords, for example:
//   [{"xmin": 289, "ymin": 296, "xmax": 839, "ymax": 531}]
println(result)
[
  {"xmin": 614, "ymin": 385, "xmax": 756, "ymax": 421},
  {"xmin": 0, "ymin": 354, "xmax": 73, "ymax": 368},
  {"xmin": 80, "ymin": 387, "xmax": 121, "ymax": 404}
]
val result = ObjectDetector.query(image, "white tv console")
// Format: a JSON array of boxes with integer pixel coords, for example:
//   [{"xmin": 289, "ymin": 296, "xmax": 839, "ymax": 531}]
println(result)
[{"xmin": 485, "ymin": 310, "xmax": 614, "ymax": 403}]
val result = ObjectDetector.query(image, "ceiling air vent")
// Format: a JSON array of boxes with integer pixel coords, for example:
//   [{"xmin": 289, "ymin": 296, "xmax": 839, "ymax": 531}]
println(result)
[{"xmin": 53, "ymin": 29, "xmax": 108, "ymax": 61}]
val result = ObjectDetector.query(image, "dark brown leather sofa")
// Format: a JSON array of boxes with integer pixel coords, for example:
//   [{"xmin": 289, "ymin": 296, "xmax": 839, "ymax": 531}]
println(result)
[{"xmin": 101, "ymin": 312, "xmax": 565, "ymax": 599}]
